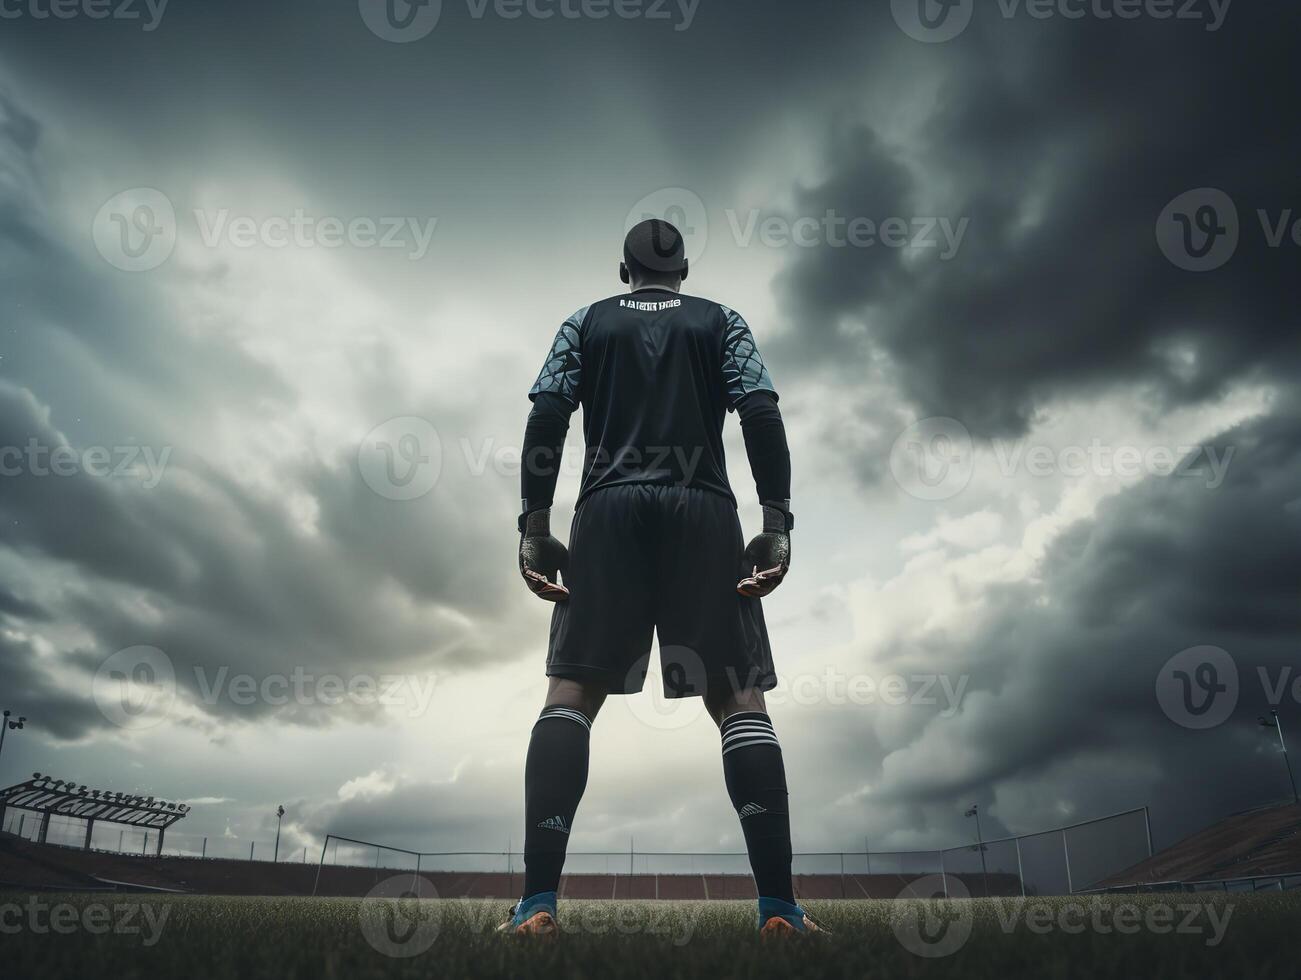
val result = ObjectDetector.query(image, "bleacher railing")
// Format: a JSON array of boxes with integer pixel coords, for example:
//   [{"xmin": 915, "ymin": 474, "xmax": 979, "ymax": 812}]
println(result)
[
  {"xmin": 1081, "ymin": 872, "xmax": 1301, "ymax": 894},
  {"xmin": 1, "ymin": 809, "xmax": 306, "ymax": 865}
]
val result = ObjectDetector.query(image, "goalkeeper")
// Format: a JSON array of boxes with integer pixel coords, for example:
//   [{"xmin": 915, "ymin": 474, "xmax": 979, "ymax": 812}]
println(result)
[{"xmin": 503, "ymin": 218, "xmax": 815, "ymax": 937}]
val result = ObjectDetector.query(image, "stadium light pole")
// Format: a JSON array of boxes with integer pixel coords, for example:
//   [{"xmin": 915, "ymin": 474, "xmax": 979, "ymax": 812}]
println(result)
[
  {"xmin": 0, "ymin": 710, "xmax": 29, "ymax": 769},
  {"xmin": 0, "ymin": 712, "xmax": 23, "ymax": 833},
  {"xmin": 1258, "ymin": 710, "xmax": 1299, "ymax": 805},
  {"xmin": 965, "ymin": 804, "xmax": 990, "ymax": 897},
  {"xmin": 274, "ymin": 805, "xmax": 286, "ymax": 862}
]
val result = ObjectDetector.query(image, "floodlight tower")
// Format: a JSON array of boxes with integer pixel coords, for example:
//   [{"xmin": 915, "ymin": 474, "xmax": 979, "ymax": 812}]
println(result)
[
  {"xmin": 0, "ymin": 710, "xmax": 28, "ymax": 778},
  {"xmin": 1258, "ymin": 710, "xmax": 1299, "ymax": 805},
  {"xmin": 274, "ymin": 805, "xmax": 286, "ymax": 862},
  {"xmin": 965, "ymin": 803, "xmax": 990, "ymax": 896}
]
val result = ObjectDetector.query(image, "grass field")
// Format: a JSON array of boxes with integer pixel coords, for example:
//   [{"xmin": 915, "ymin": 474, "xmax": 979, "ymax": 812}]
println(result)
[{"xmin": 4, "ymin": 891, "xmax": 1299, "ymax": 979}]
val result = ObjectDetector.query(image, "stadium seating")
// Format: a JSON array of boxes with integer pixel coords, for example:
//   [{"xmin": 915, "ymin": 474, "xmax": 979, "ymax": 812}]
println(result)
[
  {"xmin": 1097, "ymin": 802, "xmax": 1301, "ymax": 887},
  {"xmin": 3, "ymin": 831, "xmax": 1025, "ymax": 899}
]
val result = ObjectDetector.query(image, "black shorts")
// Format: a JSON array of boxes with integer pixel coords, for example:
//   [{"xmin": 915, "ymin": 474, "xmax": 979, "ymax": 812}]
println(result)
[{"xmin": 546, "ymin": 484, "xmax": 776, "ymax": 698}]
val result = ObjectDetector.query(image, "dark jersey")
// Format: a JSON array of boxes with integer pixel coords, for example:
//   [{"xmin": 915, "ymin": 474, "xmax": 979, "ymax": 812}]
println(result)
[{"xmin": 528, "ymin": 287, "xmax": 777, "ymax": 506}]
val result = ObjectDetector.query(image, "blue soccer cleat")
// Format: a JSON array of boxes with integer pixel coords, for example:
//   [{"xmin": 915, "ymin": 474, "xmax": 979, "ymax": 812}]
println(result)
[
  {"xmin": 496, "ymin": 891, "xmax": 559, "ymax": 939},
  {"xmin": 757, "ymin": 896, "xmax": 827, "ymax": 937}
]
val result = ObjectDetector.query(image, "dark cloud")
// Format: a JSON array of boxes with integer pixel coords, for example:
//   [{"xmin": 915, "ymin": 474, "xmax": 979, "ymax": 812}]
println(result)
[
  {"xmin": 776, "ymin": 3, "xmax": 1300, "ymax": 436},
  {"xmin": 858, "ymin": 396, "xmax": 1301, "ymax": 846},
  {"xmin": 0, "ymin": 89, "xmax": 538, "ymax": 736},
  {"xmin": 0, "ymin": 634, "xmax": 102, "ymax": 741}
]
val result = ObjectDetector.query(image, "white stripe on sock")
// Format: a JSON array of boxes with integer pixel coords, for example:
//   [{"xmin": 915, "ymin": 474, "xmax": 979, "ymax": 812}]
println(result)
[
  {"xmin": 721, "ymin": 712, "xmax": 770, "ymax": 727},
  {"xmin": 722, "ymin": 722, "xmax": 775, "ymax": 736},
  {"xmin": 539, "ymin": 707, "xmax": 590, "ymax": 729},
  {"xmin": 721, "ymin": 736, "xmax": 781, "ymax": 755},
  {"xmin": 722, "ymin": 724, "xmax": 776, "ymax": 742}
]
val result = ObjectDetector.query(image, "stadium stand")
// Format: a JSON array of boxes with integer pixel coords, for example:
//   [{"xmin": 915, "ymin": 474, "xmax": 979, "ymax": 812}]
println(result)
[
  {"xmin": 1096, "ymin": 802, "xmax": 1301, "ymax": 887},
  {"xmin": 2, "ymin": 833, "xmax": 983, "ymax": 899},
  {"xmin": 0, "ymin": 841, "xmax": 101, "ymax": 891}
]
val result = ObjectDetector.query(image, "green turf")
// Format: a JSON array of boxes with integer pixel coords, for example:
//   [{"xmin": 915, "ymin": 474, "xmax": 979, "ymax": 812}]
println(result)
[{"xmin": 3, "ymin": 892, "xmax": 1299, "ymax": 979}]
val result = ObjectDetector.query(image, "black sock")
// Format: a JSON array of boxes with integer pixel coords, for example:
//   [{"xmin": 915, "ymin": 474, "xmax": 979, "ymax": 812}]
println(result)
[
  {"xmin": 522, "ymin": 704, "xmax": 591, "ymax": 898},
  {"xmin": 720, "ymin": 711, "xmax": 794, "ymax": 904}
]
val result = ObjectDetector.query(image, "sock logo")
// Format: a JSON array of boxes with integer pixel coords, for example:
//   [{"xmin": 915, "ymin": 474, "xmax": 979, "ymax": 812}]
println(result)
[
  {"xmin": 737, "ymin": 802, "xmax": 768, "ymax": 819},
  {"xmin": 537, "ymin": 815, "xmax": 570, "ymax": 834}
]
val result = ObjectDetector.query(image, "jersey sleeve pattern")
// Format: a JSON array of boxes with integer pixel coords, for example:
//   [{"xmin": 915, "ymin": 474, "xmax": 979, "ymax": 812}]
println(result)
[
  {"xmin": 720, "ymin": 305, "xmax": 777, "ymax": 409},
  {"xmin": 528, "ymin": 305, "xmax": 589, "ymax": 405}
]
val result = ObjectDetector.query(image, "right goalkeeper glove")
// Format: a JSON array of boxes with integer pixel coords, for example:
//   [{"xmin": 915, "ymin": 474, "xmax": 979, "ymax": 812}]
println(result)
[
  {"xmin": 737, "ymin": 502, "xmax": 793, "ymax": 598},
  {"xmin": 518, "ymin": 508, "xmax": 570, "ymax": 602}
]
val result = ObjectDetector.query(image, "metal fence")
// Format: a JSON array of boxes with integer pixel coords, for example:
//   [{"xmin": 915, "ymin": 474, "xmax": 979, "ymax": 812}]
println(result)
[
  {"xmin": 1083, "ymin": 873, "xmax": 1301, "ymax": 895},
  {"xmin": 4, "ymin": 802, "xmax": 1155, "ymax": 897},
  {"xmin": 311, "ymin": 806, "xmax": 1154, "ymax": 898}
]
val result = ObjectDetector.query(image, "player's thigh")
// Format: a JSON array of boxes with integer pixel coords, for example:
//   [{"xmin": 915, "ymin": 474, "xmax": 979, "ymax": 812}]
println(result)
[
  {"xmin": 547, "ymin": 486, "xmax": 656, "ymax": 690},
  {"xmin": 565, "ymin": 484, "xmax": 657, "ymax": 608},
  {"xmin": 652, "ymin": 488, "xmax": 761, "ymax": 693}
]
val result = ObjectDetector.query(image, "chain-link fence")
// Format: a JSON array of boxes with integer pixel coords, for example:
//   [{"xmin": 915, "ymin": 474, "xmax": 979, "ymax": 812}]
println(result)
[
  {"xmin": 3, "ymin": 802, "xmax": 1152, "ymax": 896},
  {"xmin": 310, "ymin": 807, "xmax": 1153, "ymax": 899}
]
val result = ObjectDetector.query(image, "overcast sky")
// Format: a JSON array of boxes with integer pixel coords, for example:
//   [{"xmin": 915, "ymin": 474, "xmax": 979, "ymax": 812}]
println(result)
[{"xmin": 1, "ymin": 0, "xmax": 1298, "ymax": 878}]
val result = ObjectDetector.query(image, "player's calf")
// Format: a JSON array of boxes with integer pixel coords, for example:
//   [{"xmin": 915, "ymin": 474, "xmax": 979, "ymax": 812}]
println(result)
[
  {"xmin": 713, "ymin": 697, "xmax": 809, "ymax": 934},
  {"xmin": 508, "ymin": 681, "xmax": 605, "ymax": 936}
]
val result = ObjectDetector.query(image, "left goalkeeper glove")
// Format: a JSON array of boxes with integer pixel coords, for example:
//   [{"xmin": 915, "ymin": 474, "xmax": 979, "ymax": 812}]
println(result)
[{"xmin": 737, "ymin": 502, "xmax": 793, "ymax": 598}]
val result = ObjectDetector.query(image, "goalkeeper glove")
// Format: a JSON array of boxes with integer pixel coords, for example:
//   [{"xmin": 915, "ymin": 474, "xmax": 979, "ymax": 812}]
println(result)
[
  {"xmin": 518, "ymin": 508, "xmax": 570, "ymax": 602},
  {"xmin": 737, "ymin": 502, "xmax": 793, "ymax": 598}
]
